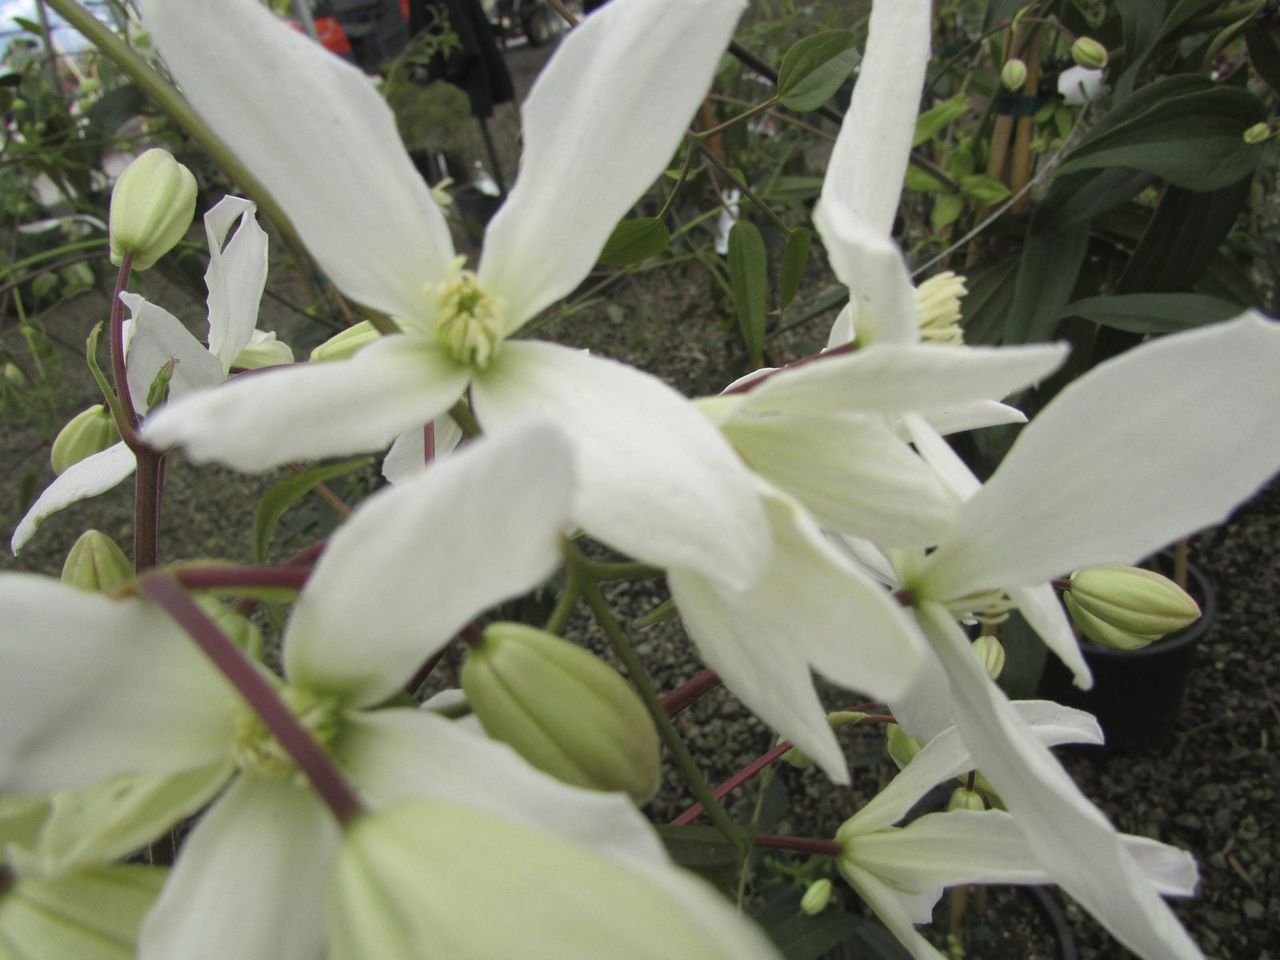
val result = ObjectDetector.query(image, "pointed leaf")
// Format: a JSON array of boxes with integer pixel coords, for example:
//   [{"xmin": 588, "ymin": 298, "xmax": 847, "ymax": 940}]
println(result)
[
  {"xmin": 778, "ymin": 228, "xmax": 812, "ymax": 309},
  {"xmin": 729, "ymin": 221, "xmax": 768, "ymax": 366},
  {"xmin": 777, "ymin": 30, "xmax": 859, "ymax": 112},
  {"xmin": 599, "ymin": 217, "xmax": 671, "ymax": 267},
  {"xmin": 1059, "ymin": 293, "xmax": 1241, "ymax": 334},
  {"xmin": 252, "ymin": 456, "xmax": 373, "ymax": 563}
]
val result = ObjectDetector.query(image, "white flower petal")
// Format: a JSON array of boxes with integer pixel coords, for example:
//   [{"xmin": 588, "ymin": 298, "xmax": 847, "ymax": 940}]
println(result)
[
  {"xmin": 139, "ymin": 774, "xmax": 338, "ymax": 960},
  {"xmin": 810, "ymin": 208, "xmax": 918, "ymax": 346},
  {"xmin": 380, "ymin": 415, "xmax": 463, "ymax": 485},
  {"xmin": 669, "ymin": 488, "xmax": 927, "ymax": 782},
  {"xmin": 722, "ymin": 412, "xmax": 954, "ymax": 547},
  {"xmin": 1010, "ymin": 583, "xmax": 1092, "ymax": 689},
  {"xmin": 478, "ymin": 0, "xmax": 745, "ymax": 330},
  {"xmin": 473, "ymin": 341, "xmax": 768, "ymax": 587},
  {"xmin": 330, "ymin": 798, "xmax": 783, "ymax": 960},
  {"xmin": 850, "ymin": 700, "xmax": 1102, "ymax": 834},
  {"xmin": 918, "ymin": 601, "xmax": 1205, "ymax": 960},
  {"xmin": 921, "ymin": 313, "xmax": 1280, "ymax": 599},
  {"xmin": 337, "ymin": 709, "xmax": 667, "ymax": 867},
  {"xmin": 233, "ymin": 329, "xmax": 294, "ymax": 370},
  {"xmin": 122, "ymin": 293, "xmax": 225, "ymax": 412},
  {"xmin": 142, "ymin": 335, "xmax": 470, "ymax": 471},
  {"xmin": 203, "ymin": 195, "xmax": 268, "ymax": 371},
  {"xmin": 284, "ymin": 423, "xmax": 576, "ymax": 707},
  {"xmin": 924, "ymin": 399, "xmax": 1029, "ymax": 435},
  {"xmin": 142, "ymin": 0, "xmax": 453, "ymax": 320},
  {"xmin": 839, "ymin": 864, "xmax": 948, "ymax": 960},
  {"xmin": 0, "ymin": 575, "xmax": 239, "ymax": 792},
  {"xmin": 820, "ymin": 0, "xmax": 932, "ymax": 238},
  {"xmin": 10, "ymin": 442, "xmax": 136, "ymax": 555},
  {"xmin": 902, "ymin": 413, "xmax": 982, "ymax": 500},
  {"xmin": 742, "ymin": 342, "xmax": 1066, "ymax": 422}
]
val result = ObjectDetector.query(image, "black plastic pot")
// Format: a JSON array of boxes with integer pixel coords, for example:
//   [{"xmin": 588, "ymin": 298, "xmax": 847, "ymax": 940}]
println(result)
[{"xmin": 1038, "ymin": 560, "xmax": 1215, "ymax": 754}]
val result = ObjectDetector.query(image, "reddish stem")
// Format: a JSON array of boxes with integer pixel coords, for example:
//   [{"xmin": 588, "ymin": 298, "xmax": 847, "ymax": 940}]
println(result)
[
  {"xmin": 661, "ymin": 669, "xmax": 721, "ymax": 717},
  {"xmin": 721, "ymin": 342, "xmax": 855, "ymax": 396},
  {"xmin": 174, "ymin": 565, "xmax": 312, "ymax": 592},
  {"xmin": 673, "ymin": 739, "xmax": 794, "ymax": 826},
  {"xmin": 109, "ymin": 253, "xmax": 138, "ymax": 432},
  {"xmin": 753, "ymin": 834, "xmax": 843, "ymax": 857},
  {"xmin": 140, "ymin": 574, "xmax": 362, "ymax": 825}
]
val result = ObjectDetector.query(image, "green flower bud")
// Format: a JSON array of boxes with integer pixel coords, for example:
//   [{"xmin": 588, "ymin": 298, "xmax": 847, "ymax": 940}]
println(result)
[
  {"xmin": 827, "ymin": 710, "xmax": 868, "ymax": 728},
  {"xmin": 109, "ymin": 148, "xmax": 197, "ymax": 271},
  {"xmin": 885, "ymin": 723, "xmax": 923, "ymax": 770},
  {"xmin": 1064, "ymin": 564, "xmax": 1200, "ymax": 651},
  {"xmin": 309, "ymin": 319, "xmax": 382, "ymax": 362},
  {"xmin": 462, "ymin": 623, "xmax": 661, "ymax": 803},
  {"xmin": 61, "ymin": 530, "xmax": 133, "ymax": 593},
  {"xmin": 971, "ymin": 634, "xmax": 1005, "ymax": 680},
  {"xmin": 1071, "ymin": 37, "xmax": 1108, "ymax": 70},
  {"xmin": 3, "ymin": 361, "xmax": 25, "ymax": 386},
  {"xmin": 1001, "ymin": 58, "xmax": 1028, "ymax": 92},
  {"xmin": 779, "ymin": 745, "xmax": 812, "ymax": 769},
  {"xmin": 50, "ymin": 404, "xmax": 121, "ymax": 475},
  {"xmin": 948, "ymin": 787, "xmax": 987, "ymax": 812},
  {"xmin": 800, "ymin": 878, "xmax": 833, "ymax": 915},
  {"xmin": 1243, "ymin": 122, "xmax": 1273, "ymax": 145}
]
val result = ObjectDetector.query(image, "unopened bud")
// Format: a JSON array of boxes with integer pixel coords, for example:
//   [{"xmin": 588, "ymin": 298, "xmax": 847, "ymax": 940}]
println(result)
[
  {"xmin": 971, "ymin": 635, "xmax": 1005, "ymax": 680},
  {"xmin": 1071, "ymin": 37, "xmax": 1108, "ymax": 70},
  {"xmin": 1243, "ymin": 122, "xmax": 1273, "ymax": 145},
  {"xmin": 779, "ymin": 745, "xmax": 812, "ymax": 769},
  {"xmin": 310, "ymin": 319, "xmax": 381, "ymax": 363},
  {"xmin": 885, "ymin": 723, "xmax": 923, "ymax": 770},
  {"xmin": 1064, "ymin": 564, "xmax": 1200, "ymax": 651},
  {"xmin": 50, "ymin": 404, "xmax": 121, "ymax": 475},
  {"xmin": 800, "ymin": 878, "xmax": 833, "ymax": 915},
  {"xmin": 827, "ymin": 710, "xmax": 868, "ymax": 728},
  {"xmin": 3, "ymin": 361, "xmax": 25, "ymax": 386},
  {"xmin": 948, "ymin": 787, "xmax": 987, "ymax": 812},
  {"xmin": 109, "ymin": 148, "xmax": 197, "ymax": 271},
  {"xmin": 462, "ymin": 623, "xmax": 661, "ymax": 803},
  {"xmin": 1001, "ymin": 59, "xmax": 1027, "ymax": 92},
  {"xmin": 61, "ymin": 530, "xmax": 132, "ymax": 593}
]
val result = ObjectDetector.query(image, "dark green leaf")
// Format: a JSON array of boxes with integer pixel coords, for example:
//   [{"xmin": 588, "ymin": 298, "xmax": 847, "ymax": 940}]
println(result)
[
  {"xmin": 728, "ymin": 220, "xmax": 768, "ymax": 366},
  {"xmin": 1058, "ymin": 292, "xmax": 1242, "ymax": 333},
  {"xmin": 654, "ymin": 825, "xmax": 741, "ymax": 894},
  {"xmin": 777, "ymin": 30, "xmax": 859, "ymax": 112},
  {"xmin": 1196, "ymin": 251, "xmax": 1265, "ymax": 308},
  {"xmin": 11, "ymin": 16, "xmax": 44, "ymax": 37},
  {"xmin": 598, "ymin": 217, "xmax": 669, "ymax": 268},
  {"xmin": 1117, "ymin": 177, "xmax": 1251, "ymax": 293},
  {"xmin": 1036, "ymin": 168, "xmax": 1156, "ymax": 236},
  {"xmin": 252, "ymin": 457, "xmax": 372, "ymax": 563},
  {"xmin": 1246, "ymin": 23, "xmax": 1280, "ymax": 95},
  {"xmin": 1005, "ymin": 225, "xmax": 1090, "ymax": 343},
  {"xmin": 766, "ymin": 911, "xmax": 869, "ymax": 960},
  {"xmin": 1057, "ymin": 78, "xmax": 1267, "ymax": 191},
  {"xmin": 778, "ymin": 228, "xmax": 812, "ymax": 309},
  {"xmin": 960, "ymin": 256, "xmax": 1020, "ymax": 346}
]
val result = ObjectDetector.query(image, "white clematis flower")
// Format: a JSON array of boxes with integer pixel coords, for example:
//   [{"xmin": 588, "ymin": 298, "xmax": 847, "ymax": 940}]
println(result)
[
  {"xmin": 4, "ymin": 424, "xmax": 751, "ymax": 960},
  {"xmin": 10, "ymin": 197, "xmax": 287, "ymax": 554},
  {"xmin": 875, "ymin": 314, "xmax": 1280, "ymax": 960},
  {"xmin": 137, "ymin": 0, "xmax": 768, "ymax": 586},
  {"xmin": 836, "ymin": 703, "xmax": 1197, "ymax": 960}
]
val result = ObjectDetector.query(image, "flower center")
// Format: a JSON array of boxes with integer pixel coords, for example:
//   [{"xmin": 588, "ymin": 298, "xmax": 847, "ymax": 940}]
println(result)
[
  {"xmin": 233, "ymin": 685, "xmax": 342, "ymax": 780},
  {"xmin": 914, "ymin": 271, "xmax": 967, "ymax": 345},
  {"xmin": 432, "ymin": 261, "xmax": 505, "ymax": 369}
]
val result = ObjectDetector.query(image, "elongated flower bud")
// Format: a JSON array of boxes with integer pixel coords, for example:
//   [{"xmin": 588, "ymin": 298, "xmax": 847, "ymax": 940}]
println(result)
[
  {"xmin": 62, "ymin": 530, "xmax": 132, "ymax": 593},
  {"xmin": 109, "ymin": 148, "xmax": 197, "ymax": 271},
  {"xmin": 1064, "ymin": 564, "xmax": 1200, "ymax": 651},
  {"xmin": 462, "ymin": 623, "xmax": 661, "ymax": 803},
  {"xmin": 800, "ymin": 879, "xmax": 833, "ymax": 915},
  {"xmin": 50, "ymin": 404, "xmax": 121, "ymax": 475},
  {"xmin": 309, "ymin": 319, "xmax": 381, "ymax": 362},
  {"xmin": 1071, "ymin": 37, "xmax": 1108, "ymax": 70},
  {"xmin": 1001, "ymin": 59, "xmax": 1027, "ymax": 92},
  {"xmin": 971, "ymin": 635, "xmax": 1005, "ymax": 680}
]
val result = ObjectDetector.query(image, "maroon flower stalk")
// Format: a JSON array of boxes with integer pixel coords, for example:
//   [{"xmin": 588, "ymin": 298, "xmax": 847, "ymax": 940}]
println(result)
[{"xmin": 672, "ymin": 739, "xmax": 794, "ymax": 826}]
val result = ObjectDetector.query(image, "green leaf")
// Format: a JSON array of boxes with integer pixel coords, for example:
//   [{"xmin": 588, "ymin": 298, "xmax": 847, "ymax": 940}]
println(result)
[
  {"xmin": 958, "ymin": 173, "xmax": 1012, "ymax": 205},
  {"xmin": 1058, "ymin": 293, "xmax": 1242, "ymax": 333},
  {"xmin": 252, "ymin": 457, "xmax": 372, "ymax": 563},
  {"xmin": 11, "ymin": 16, "xmax": 45, "ymax": 38},
  {"xmin": 1056, "ymin": 77, "xmax": 1267, "ymax": 191},
  {"xmin": 776, "ymin": 30, "xmax": 859, "ymax": 112},
  {"xmin": 930, "ymin": 192, "xmax": 964, "ymax": 230},
  {"xmin": 598, "ymin": 217, "xmax": 670, "ymax": 268},
  {"xmin": 1005, "ymin": 224, "xmax": 1090, "ymax": 343},
  {"xmin": 903, "ymin": 165, "xmax": 942, "ymax": 192},
  {"xmin": 1246, "ymin": 23, "xmax": 1280, "ymax": 95},
  {"xmin": 778, "ymin": 228, "xmax": 812, "ymax": 310},
  {"xmin": 912, "ymin": 94, "xmax": 967, "ymax": 147},
  {"xmin": 728, "ymin": 220, "xmax": 768, "ymax": 366},
  {"xmin": 654, "ymin": 825, "xmax": 742, "ymax": 894}
]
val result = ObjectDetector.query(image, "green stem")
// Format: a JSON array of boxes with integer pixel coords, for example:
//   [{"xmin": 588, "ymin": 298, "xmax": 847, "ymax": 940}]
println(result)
[
  {"xmin": 567, "ymin": 543, "xmax": 744, "ymax": 855},
  {"xmin": 447, "ymin": 397, "xmax": 482, "ymax": 439},
  {"xmin": 43, "ymin": 0, "xmax": 301, "ymax": 251},
  {"xmin": 543, "ymin": 572, "xmax": 581, "ymax": 636},
  {"xmin": 656, "ymin": 146, "xmax": 697, "ymax": 222},
  {"xmin": 692, "ymin": 137, "xmax": 790, "ymax": 234},
  {"xmin": 696, "ymin": 96, "xmax": 780, "ymax": 142}
]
